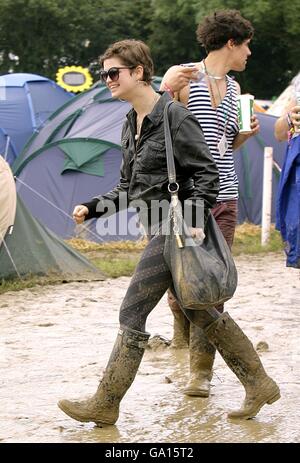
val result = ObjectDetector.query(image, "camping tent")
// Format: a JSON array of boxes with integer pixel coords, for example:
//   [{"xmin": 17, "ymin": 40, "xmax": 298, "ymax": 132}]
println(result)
[
  {"xmin": 0, "ymin": 157, "xmax": 103, "ymax": 281},
  {"xmin": 13, "ymin": 81, "xmax": 287, "ymax": 242},
  {"xmin": 234, "ymin": 112, "xmax": 287, "ymax": 224},
  {"xmin": 0, "ymin": 73, "xmax": 72, "ymax": 165},
  {"xmin": 0, "ymin": 127, "xmax": 17, "ymax": 166},
  {"xmin": 13, "ymin": 82, "xmax": 140, "ymax": 242}
]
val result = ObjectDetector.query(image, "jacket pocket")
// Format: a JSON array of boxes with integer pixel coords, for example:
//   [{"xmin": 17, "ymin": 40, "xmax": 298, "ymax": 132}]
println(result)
[{"xmin": 137, "ymin": 139, "xmax": 168, "ymax": 172}]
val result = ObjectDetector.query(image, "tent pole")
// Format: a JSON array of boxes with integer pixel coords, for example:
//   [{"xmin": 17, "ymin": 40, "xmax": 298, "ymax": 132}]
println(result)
[{"xmin": 4, "ymin": 135, "xmax": 10, "ymax": 161}]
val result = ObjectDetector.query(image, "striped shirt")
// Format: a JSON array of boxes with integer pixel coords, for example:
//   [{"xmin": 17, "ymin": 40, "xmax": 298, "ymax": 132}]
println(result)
[{"xmin": 186, "ymin": 68, "xmax": 239, "ymax": 202}]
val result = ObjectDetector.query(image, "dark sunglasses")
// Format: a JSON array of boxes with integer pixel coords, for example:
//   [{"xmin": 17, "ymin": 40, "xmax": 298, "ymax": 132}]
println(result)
[{"xmin": 99, "ymin": 66, "xmax": 135, "ymax": 83}]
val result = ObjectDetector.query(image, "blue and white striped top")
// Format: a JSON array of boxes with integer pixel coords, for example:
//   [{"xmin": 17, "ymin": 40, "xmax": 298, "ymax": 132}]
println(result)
[{"xmin": 187, "ymin": 71, "xmax": 239, "ymax": 202}]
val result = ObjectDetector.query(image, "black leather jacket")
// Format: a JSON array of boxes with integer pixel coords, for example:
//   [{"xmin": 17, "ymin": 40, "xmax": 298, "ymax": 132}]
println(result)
[{"xmin": 84, "ymin": 92, "xmax": 219, "ymax": 226}]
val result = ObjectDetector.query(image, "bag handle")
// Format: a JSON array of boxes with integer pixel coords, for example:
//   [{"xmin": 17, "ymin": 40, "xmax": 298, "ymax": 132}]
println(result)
[
  {"xmin": 164, "ymin": 101, "xmax": 184, "ymax": 248},
  {"xmin": 164, "ymin": 101, "xmax": 179, "ymax": 193}
]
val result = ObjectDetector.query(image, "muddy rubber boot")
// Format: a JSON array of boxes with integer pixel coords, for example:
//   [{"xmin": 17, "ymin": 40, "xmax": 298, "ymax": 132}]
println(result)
[
  {"xmin": 167, "ymin": 290, "xmax": 189, "ymax": 348},
  {"xmin": 58, "ymin": 327, "xmax": 150, "ymax": 426},
  {"xmin": 183, "ymin": 324, "xmax": 216, "ymax": 397},
  {"xmin": 205, "ymin": 312, "xmax": 280, "ymax": 419}
]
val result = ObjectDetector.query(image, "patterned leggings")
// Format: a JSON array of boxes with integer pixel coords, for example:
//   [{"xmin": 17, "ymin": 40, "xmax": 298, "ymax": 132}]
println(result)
[{"xmin": 119, "ymin": 233, "xmax": 220, "ymax": 332}]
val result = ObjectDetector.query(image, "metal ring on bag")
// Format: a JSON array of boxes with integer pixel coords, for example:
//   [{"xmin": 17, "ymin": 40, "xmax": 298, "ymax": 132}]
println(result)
[{"xmin": 168, "ymin": 182, "xmax": 179, "ymax": 193}]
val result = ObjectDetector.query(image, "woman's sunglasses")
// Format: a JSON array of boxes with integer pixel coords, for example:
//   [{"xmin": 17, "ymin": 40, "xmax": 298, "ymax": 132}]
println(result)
[{"xmin": 99, "ymin": 66, "xmax": 135, "ymax": 83}]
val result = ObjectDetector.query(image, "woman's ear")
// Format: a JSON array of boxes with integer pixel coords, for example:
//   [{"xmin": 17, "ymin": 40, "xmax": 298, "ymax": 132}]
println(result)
[{"xmin": 133, "ymin": 65, "xmax": 144, "ymax": 82}]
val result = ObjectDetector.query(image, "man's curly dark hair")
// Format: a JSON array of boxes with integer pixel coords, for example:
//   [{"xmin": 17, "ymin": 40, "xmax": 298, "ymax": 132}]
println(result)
[{"xmin": 196, "ymin": 10, "xmax": 254, "ymax": 53}]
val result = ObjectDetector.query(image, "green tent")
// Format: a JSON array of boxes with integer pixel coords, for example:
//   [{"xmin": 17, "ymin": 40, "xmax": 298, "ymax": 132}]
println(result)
[{"xmin": 0, "ymin": 158, "xmax": 104, "ymax": 282}]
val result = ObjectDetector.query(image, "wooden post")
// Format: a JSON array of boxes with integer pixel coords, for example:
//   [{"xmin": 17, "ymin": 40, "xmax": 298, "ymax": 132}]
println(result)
[{"xmin": 261, "ymin": 147, "xmax": 273, "ymax": 246}]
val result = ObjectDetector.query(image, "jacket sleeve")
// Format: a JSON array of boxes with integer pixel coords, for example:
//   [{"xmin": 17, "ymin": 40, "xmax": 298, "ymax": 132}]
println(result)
[
  {"xmin": 173, "ymin": 113, "xmax": 219, "ymax": 226},
  {"xmin": 82, "ymin": 159, "xmax": 130, "ymax": 220},
  {"xmin": 82, "ymin": 127, "xmax": 130, "ymax": 220}
]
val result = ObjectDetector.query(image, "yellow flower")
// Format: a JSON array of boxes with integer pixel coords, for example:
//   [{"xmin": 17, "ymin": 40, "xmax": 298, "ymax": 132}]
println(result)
[{"xmin": 56, "ymin": 66, "xmax": 93, "ymax": 93}]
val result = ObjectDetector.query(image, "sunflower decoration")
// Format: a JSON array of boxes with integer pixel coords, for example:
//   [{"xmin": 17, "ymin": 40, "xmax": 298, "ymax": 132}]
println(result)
[{"xmin": 56, "ymin": 66, "xmax": 93, "ymax": 93}]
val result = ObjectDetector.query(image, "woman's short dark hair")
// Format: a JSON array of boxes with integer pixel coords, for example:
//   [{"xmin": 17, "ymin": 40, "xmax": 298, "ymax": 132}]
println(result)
[
  {"xmin": 196, "ymin": 10, "xmax": 254, "ymax": 53},
  {"xmin": 99, "ymin": 39, "xmax": 154, "ymax": 85}
]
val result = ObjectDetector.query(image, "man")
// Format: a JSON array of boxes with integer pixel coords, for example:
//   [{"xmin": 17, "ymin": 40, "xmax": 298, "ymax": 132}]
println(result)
[{"xmin": 160, "ymin": 9, "xmax": 260, "ymax": 398}]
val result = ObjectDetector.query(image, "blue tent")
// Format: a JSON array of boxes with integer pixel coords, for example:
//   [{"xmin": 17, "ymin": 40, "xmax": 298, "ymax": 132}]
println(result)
[
  {"xmin": 13, "ymin": 82, "xmax": 287, "ymax": 242},
  {"xmin": 0, "ymin": 73, "xmax": 72, "ymax": 165},
  {"xmin": 234, "ymin": 113, "xmax": 287, "ymax": 224},
  {"xmin": 0, "ymin": 127, "xmax": 17, "ymax": 165},
  {"xmin": 13, "ymin": 82, "xmax": 138, "ymax": 242}
]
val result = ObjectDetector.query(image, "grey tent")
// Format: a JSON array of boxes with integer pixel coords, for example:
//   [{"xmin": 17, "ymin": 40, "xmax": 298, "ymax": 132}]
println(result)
[
  {"xmin": 13, "ymin": 82, "xmax": 138, "ymax": 242},
  {"xmin": 0, "ymin": 157, "xmax": 104, "ymax": 281}
]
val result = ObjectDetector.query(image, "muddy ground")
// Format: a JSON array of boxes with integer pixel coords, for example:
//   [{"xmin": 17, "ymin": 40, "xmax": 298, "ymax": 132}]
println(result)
[{"xmin": 0, "ymin": 253, "xmax": 299, "ymax": 443}]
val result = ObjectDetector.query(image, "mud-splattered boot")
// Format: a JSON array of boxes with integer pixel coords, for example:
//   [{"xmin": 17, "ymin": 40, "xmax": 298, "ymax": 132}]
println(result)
[
  {"xmin": 183, "ymin": 324, "xmax": 216, "ymax": 397},
  {"xmin": 167, "ymin": 290, "xmax": 189, "ymax": 348},
  {"xmin": 58, "ymin": 327, "xmax": 150, "ymax": 425},
  {"xmin": 205, "ymin": 312, "xmax": 280, "ymax": 419}
]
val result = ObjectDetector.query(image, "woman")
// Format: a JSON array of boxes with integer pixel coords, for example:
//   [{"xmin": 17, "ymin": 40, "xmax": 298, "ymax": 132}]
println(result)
[
  {"xmin": 58, "ymin": 39, "xmax": 280, "ymax": 426},
  {"xmin": 274, "ymin": 75, "xmax": 300, "ymax": 268}
]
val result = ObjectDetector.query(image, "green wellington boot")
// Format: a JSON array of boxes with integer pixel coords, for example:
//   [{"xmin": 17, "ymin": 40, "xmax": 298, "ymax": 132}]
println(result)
[
  {"xmin": 58, "ymin": 327, "xmax": 150, "ymax": 425},
  {"xmin": 205, "ymin": 312, "xmax": 280, "ymax": 419},
  {"xmin": 184, "ymin": 323, "xmax": 216, "ymax": 397}
]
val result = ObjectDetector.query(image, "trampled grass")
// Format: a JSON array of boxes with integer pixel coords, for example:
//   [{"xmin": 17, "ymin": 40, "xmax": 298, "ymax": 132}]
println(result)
[{"xmin": 0, "ymin": 223, "xmax": 284, "ymax": 293}]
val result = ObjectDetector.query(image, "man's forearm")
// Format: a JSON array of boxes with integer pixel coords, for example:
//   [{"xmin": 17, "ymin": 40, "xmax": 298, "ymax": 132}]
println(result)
[
  {"xmin": 160, "ymin": 65, "xmax": 198, "ymax": 93},
  {"xmin": 232, "ymin": 132, "xmax": 252, "ymax": 151}
]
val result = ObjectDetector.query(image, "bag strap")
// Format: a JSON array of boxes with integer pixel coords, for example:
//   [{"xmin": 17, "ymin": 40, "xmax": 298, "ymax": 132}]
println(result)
[
  {"xmin": 163, "ymin": 101, "xmax": 179, "ymax": 192},
  {"xmin": 164, "ymin": 100, "xmax": 184, "ymax": 248}
]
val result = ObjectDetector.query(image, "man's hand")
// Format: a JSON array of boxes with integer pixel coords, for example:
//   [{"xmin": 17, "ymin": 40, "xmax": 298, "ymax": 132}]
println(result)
[
  {"xmin": 233, "ymin": 114, "xmax": 260, "ymax": 150},
  {"xmin": 249, "ymin": 114, "xmax": 260, "ymax": 136},
  {"xmin": 189, "ymin": 227, "xmax": 206, "ymax": 245},
  {"xmin": 161, "ymin": 65, "xmax": 199, "ymax": 93},
  {"xmin": 72, "ymin": 205, "xmax": 89, "ymax": 224}
]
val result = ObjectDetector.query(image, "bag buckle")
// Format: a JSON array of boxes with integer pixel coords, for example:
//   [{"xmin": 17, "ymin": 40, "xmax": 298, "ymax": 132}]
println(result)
[{"xmin": 168, "ymin": 182, "xmax": 179, "ymax": 193}]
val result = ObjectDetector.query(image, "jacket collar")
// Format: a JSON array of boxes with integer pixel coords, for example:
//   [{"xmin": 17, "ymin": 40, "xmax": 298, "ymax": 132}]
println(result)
[{"xmin": 126, "ymin": 91, "xmax": 172, "ymax": 128}]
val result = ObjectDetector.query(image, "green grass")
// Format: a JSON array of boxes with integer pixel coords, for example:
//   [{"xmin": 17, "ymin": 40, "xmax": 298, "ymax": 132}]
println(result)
[
  {"xmin": 0, "ymin": 275, "xmax": 65, "ymax": 295},
  {"xmin": 232, "ymin": 223, "xmax": 283, "ymax": 256},
  {"xmin": 0, "ymin": 224, "xmax": 284, "ymax": 294},
  {"xmin": 91, "ymin": 253, "xmax": 140, "ymax": 278}
]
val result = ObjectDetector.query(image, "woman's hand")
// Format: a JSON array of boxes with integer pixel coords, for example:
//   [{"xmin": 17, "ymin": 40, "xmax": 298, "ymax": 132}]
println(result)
[
  {"xmin": 290, "ymin": 105, "xmax": 300, "ymax": 133},
  {"xmin": 274, "ymin": 99, "xmax": 299, "ymax": 141},
  {"xmin": 72, "ymin": 205, "xmax": 89, "ymax": 224},
  {"xmin": 189, "ymin": 227, "xmax": 206, "ymax": 245}
]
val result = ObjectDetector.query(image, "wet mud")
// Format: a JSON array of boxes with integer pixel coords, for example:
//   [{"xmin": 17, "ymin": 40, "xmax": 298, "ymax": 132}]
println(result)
[{"xmin": 0, "ymin": 253, "xmax": 299, "ymax": 443}]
